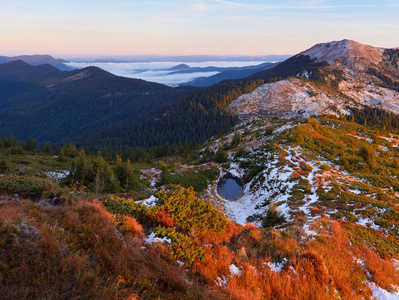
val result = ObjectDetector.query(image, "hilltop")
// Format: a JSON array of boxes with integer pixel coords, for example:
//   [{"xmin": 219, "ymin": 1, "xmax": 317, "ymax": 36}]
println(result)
[
  {"xmin": 232, "ymin": 40, "xmax": 399, "ymax": 118},
  {"xmin": 0, "ymin": 54, "xmax": 72, "ymax": 71}
]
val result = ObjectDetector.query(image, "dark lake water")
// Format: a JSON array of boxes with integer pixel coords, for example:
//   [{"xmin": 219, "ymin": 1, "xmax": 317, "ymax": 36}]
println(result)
[{"xmin": 217, "ymin": 177, "xmax": 243, "ymax": 200}]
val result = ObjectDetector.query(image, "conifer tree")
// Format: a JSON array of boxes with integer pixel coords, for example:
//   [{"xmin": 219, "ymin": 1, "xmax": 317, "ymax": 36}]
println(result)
[
  {"xmin": 24, "ymin": 136, "xmax": 38, "ymax": 153},
  {"xmin": 43, "ymin": 142, "xmax": 53, "ymax": 154}
]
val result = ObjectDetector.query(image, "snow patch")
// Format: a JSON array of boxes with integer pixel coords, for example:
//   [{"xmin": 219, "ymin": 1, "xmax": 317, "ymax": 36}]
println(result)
[
  {"xmin": 265, "ymin": 259, "xmax": 287, "ymax": 272},
  {"xmin": 141, "ymin": 195, "xmax": 158, "ymax": 207},
  {"xmin": 216, "ymin": 276, "xmax": 229, "ymax": 287},
  {"xmin": 392, "ymin": 259, "xmax": 399, "ymax": 271},
  {"xmin": 143, "ymin": 232, "xmax": 171, "ymax": 245},
  {"xmin": 229, "ymin": 264, "xmax": 242, "ymax": 277},
  {"xmin": 228, "ymin": 162, "xmax": 244, "ymax": 177},
  {"xmin": 177, "ymin": 260, "xmax": 184, "ymax": 266},
  {"xmin": 349, "ymin": 189, "xmax": 361, "ymax": 195},
  {"xmin": 227, "ymin": 78, "xmax": 345, "ymax": 118},
  {"xmin": 46, "ymin": 170, "xmax": 69, "ymax": 183},
  {"xmin": 368, "ymin": 282, "xmax": 399, "ymax": 300},
  {"xmin": 356, "ymin": 216, "xmax": 380, "ymax": 231},
  {"xmin": 141, "ymin": 168, "xmax": 160, "ymax": 188}
]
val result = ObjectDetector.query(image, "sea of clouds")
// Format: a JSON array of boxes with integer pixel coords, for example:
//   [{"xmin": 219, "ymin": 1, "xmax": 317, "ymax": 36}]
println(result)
[{"xmin": 65, "ymin": 61, "xmax": 265, "ymax": 86}]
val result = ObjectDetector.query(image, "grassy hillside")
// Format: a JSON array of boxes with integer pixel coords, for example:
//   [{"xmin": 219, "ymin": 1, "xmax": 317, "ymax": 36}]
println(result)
[{"xmin": 1, "ymin": 115, "xmax": 399, "ymax": 299}]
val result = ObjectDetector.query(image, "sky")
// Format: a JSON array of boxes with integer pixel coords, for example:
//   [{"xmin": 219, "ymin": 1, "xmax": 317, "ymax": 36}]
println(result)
[{"xmin": 0, "ymin": 0, "xmax": 398, "ymax": 57}]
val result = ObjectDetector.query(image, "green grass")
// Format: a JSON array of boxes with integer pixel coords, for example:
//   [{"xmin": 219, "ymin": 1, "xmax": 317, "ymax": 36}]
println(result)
[{"xmin": 0, "ymin": 149, "xmax": 72, "ymax": 176}]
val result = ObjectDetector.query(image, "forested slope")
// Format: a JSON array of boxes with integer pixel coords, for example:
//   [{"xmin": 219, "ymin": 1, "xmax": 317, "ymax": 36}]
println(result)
[{"xmin": 0, "ymin": 61, "xmax": 197, "ymax": 142}]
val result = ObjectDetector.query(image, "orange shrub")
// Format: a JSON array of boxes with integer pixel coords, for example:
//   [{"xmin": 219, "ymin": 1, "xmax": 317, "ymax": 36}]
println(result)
[
  {"xmin": 123, "ymin": 215, "xmax": 144, "ymax": 237},
  {"xmin": 355, "ymin": 246, "xmax": 399, "ymax": 291},
  {"xmin": 154, "ymin": 208, "xmax": 176, "ymax": 227}
]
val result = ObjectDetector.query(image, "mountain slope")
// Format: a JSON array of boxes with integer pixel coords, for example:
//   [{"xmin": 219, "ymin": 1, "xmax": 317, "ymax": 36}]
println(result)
[
  {"xmin": 75, "ymin": 80, "xmax": 266, "ymax": 153},
  {"xmin": 0, "ymin": 62, "xmax": 197, "ymax": 142},
  {"xmin": 230, "ymin": 40, "xmax": 399, "ymax": 118},
  {"xmin": 2, "ymin": 117, "xmax": 399, "ymax": 299},
  {"xmin": 0, "ymin": 60, "xmax": 64, "ymax": 82},
  {"xmin": 71, "ymin": 40, "xmax": 399, "ymax": 156},
  {"xmin": 0, "ymin": 56, "xmax": 9, "ymax": 64},
  {"xmin": 189, "ymin": 115, "xmax": 399, "ymax": 299}
]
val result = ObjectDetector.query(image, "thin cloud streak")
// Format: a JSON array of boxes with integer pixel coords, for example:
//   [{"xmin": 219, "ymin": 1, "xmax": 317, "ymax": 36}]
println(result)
[
  {"xmin": 1, "ymin": 0, "xmax": 398, "ymax": 56},
  {"xmin": 208, "ymin": 0, "xmax": 399, "ymax": 10}
]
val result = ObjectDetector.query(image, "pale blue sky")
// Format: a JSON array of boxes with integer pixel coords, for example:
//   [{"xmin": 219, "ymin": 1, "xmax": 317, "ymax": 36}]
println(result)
[{"xmin": 0, "ymin": 0, "xmax": 398, "ymax": 56}]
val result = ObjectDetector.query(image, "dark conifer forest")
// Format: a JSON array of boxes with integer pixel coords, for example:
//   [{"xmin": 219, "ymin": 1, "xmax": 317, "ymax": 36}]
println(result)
[{"xmin": 76, "ymin": 80, "xmax": 266, "ymax": 154}]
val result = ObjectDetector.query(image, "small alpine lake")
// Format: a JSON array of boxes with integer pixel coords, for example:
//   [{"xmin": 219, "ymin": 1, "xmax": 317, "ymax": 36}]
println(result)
[{"xmin": 217, "ymin": 174, "xmax": 243, "ymax": 200}]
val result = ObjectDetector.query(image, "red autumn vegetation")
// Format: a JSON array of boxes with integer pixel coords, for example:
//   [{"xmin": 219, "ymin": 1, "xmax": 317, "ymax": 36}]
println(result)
[{"xmin": 1, "ymin": 188, "xmax": 398, "ymax": 299}]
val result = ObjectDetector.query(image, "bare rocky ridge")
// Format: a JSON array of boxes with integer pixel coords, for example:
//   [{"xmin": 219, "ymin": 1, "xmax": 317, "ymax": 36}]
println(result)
[
  {"xmin": 228, "ymin": 78, "xmax": 349, "ymax": 118},
  {"xmin": 300, "ymin": 39, "xmax": 384, "ymax": 68},
  {"xmin": 228, "ymin": 39, "xmax": 399, "ymax": 117}
]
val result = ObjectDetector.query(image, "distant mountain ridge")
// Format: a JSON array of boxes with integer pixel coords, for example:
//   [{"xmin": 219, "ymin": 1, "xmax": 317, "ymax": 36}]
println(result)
[
  {"xmin": 0, "ymin": 54, "xmax": 72, "ymax": 71},
  {"xmin": 0, "ymin": 60, "xmax": 64, "ymax": 82},
  {"xmin": 167, "ymin": 62, "xmax": 275, "ymax": 74},
  {"xmin": 3, "ymin": 40, "xmax": 399, "ymax": 153},
  {"xmin": 162, "ymin": 62, "xmax": 279, "ymax": 87},
  {"xmin": 89, "ymin": 54, "xmax": 291, "ymax": 63},
  {"xmin": 181, "ymin": 62, "xmax": 277, "ymax": 87},
  {"xmin": 81, "ymin": 39, "xmax": 399, "ymax": 153},
  {"xmin": 0, "ymin": 60, "xmax": 197, "ymax": 142}
]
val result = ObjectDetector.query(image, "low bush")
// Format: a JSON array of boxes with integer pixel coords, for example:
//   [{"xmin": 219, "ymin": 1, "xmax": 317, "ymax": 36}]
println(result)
[
  {"xmin": 265, "ymin": 126, "xmax": 275, "ymax": 136},
  {"xmin": 199, "ymin": 168, "xmax": 220, "ymax": 181},
  {"xmin": 345, "ymin": 224, "xmax": 399, "ymax": 257},
  {"xmin": 213, "ymin": 148, "xmax": 228, "ymax": 163},
  {"xmin": 167, "ymin": 171, "xmax": 208, "ymax": 192},
  {"xmin": 155, "ymin": 227, "xmax": 206, "ymax": 266},
  {"xmin": 7, "ymin": 147, "xmax": 24, "ymax": 155},
  {"xmin": 0, "ymin": 176, "xmax": 56, "ymax": 199},
  {"xmin": 165, "ymin": 168, "xmax": 220, "ymax": 192},
  {"xmin": 0, "ymin": 157, "xmax": 12, "ymax": 173},
  {"xmin": 156, "ymin": 187, "xmax": 228, "ymax": 233},
  {"xmin": 299, "ymin": 161, "xmax": 313, "ymax": 172},
  {"xmin": 261, "ymin": 210, "xmax": 286, "ymax": 228}
]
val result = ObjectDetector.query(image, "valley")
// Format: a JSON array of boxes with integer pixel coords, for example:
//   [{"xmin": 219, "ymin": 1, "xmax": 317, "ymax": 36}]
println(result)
[
  {"xmin": 0, "ymin": 61, "xmax": 197, "ymax": 142},
  {"xmin": 64, "ymin": 59, "xmax": 279, "ymax": 87}
]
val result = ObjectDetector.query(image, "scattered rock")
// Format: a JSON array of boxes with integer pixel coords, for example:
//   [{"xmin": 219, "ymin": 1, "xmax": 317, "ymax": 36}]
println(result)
[
  {"xmin": 237, "ymin": 247, "xmax": 248, "ymax": 261},
  {"xmin": 114, "ymin": 229, "xmax": 127, "ymax": 248},
  {"xmin": 58, "ymin": 241, "xmax": 70, "ymax": 257},
  {"xmin": 11, "ymin": 193, "xmax": 19, "ymax": 201},
  {"xmin": 88, "ymin": 253, "xmax": 99, "ymax": 265},
  {"xmin": 39, "ymin": 196, "xmax": 68, "ymax": 207},
  {"xmin": 11, "ymin": 220, "xmax": 41, "ymax": 244}
]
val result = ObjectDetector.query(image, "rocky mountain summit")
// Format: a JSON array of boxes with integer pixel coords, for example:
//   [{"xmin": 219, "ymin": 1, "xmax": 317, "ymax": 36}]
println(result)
[
  {"xmin": 300, "ymin": 39, "xmax": 385, "ymax": 67},
  {"xmin": 228, "ymin": 40, "xmax": 399, "ymax": 118}
]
